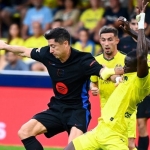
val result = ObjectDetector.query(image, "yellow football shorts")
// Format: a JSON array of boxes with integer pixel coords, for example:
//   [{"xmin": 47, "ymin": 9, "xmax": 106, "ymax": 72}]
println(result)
[{"xmin": 73, "ymin": 122, "xmax": 128, "ymax": 150}]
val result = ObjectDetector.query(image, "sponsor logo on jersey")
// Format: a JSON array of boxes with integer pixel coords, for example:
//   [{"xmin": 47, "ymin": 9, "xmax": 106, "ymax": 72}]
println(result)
[{"xmin": 56, "ymin": 82, "xmax": 68, "ymax": 94}]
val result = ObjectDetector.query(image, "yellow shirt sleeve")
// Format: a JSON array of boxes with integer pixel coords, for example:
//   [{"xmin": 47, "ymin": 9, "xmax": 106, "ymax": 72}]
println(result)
[{"xmin": 90, "ymin": 75, "xmax": 98, "ymax": 82}]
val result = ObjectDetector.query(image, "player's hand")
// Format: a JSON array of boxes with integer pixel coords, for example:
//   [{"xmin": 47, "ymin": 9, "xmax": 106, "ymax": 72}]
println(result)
[
  {"xmin": 136, "ymin": 0, "xmax": 149, "ymax": 14},
  {"xmin": 0, "ymin": 40, "xmax": 7, "ymax": 50},
  {"xmin": 91, "ymin": 87, "xmax": 99, "ymax": 96},
  {"xmin": 117, "ymin": 16, "xmax": 130, "ymax": 33},
  {"xmin": 114, "ymin": 66, "xmax": 124, "ymax": 75}
]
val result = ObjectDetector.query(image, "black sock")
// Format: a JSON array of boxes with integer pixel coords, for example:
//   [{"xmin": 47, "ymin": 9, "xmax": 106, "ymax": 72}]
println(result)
[
  {"xmin": 21, "ymin": 136, "xmax": 44, "ymax": 150},
  {"xmin": 138, "ymin": 136, "xmax": 149, "ymax": 150}
]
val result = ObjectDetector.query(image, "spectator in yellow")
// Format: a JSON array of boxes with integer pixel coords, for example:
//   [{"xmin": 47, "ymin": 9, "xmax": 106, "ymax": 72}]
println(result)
[
  {"xmin": 43, "ymin": 0, "xmax": 62, "ymax": 15},
  {"xmin": 24, "ymin": 22, "xmax": 48, "ymax": 49},
  {"xmin": 0, "ymin": 23, "xmax": 24, "ymax": 70},
  {"xmin": 72, "ymin": 28, "xmax": 101, "ymax": 56},
  {"xmin": 24, "ymin": 21, "xmax": 48, "ymax": 71},
  {"xmin": 77, "ymin": 0, "xmax": 105, "ymax": 40},
  {"xmin": 54, "ymin": 0, "xmax": 80, "ymax": 39}
]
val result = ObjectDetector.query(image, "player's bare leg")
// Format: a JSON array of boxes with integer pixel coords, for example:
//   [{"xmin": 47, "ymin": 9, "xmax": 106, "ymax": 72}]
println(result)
[
  {"xmin": 137, "ymin": 118, "xmax": 149, "ymax": 150},
  {"xmin": 64, "ymin": 141, "xmax": 75, "ymax": 150},
  {"xmin": 18, "ymin": 119, "xmax": 47, "ymax": 150},
  {"xmin": 68, "ymin": 127, "xmax": 83, "ymax": 143}
]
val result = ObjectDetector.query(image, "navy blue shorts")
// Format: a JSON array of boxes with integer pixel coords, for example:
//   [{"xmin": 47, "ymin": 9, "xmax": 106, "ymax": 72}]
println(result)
[
  {"xmin": 32, "ymin": 100, "xmax": 91, "ymax": 138},
  {"xmin": 137, "ymin": 96, "xmax": 150, "ymax": 119}
]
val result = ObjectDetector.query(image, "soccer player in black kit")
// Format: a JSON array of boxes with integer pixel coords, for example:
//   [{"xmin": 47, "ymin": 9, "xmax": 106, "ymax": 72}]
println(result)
[{"xmin": 0, "ymin": 27, "xmax": 123, "ymax": 150}]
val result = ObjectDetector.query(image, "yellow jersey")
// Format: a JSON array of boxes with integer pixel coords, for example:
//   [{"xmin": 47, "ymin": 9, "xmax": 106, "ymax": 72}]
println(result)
[
  {"xmin": 99, "ymin": 72, "xmax": 150, "ymax": 137},
  {"xmin": 23, "ymin": 36, "xmax": 48, "ymax": 62},
  {"xmin": 0, "ymin": 38, "xmax": 24, "ymax": 56},
  {"xmin": 90, "ymin": 51, "xmax": 125, "ymax": 108},
  {"xmin": 24, "ymin": 36, "xmax": 48, "ymax": 48},
  {"xmin": 80, "ymin": 7, "xmax": 105, "ymax": 30},
  {"xmin": 72, "ymin": 41, "xmax": 101, "ymax": 56}
]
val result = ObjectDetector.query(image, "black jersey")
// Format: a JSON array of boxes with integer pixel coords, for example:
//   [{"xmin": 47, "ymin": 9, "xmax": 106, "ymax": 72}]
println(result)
[
  {"xmin": 31, "ymin": 46, "xmax": 102, "ymax": 106},
  {"xmin": 117, "ymin": 36, "xmax": 137, "ymax": 54}
]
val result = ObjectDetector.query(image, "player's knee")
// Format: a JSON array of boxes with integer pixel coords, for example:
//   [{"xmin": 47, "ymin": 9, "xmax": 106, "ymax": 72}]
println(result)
[
  {"xmin": 18, "ymin": 124, "xmax": 31, "ymax": 139},
  {"xmin": 64, "ymin": 141, "xmax": 75, "ymax": 150},
  {"xmin": 138, "ymin": 123, "xmax": 147, "ymax": 135}
]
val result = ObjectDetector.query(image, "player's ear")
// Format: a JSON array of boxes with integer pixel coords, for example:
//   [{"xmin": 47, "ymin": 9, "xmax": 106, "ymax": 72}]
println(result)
[
  {"xmin": 115, "ymin": 37, "xmax": 120, "ymax": 44},
  {"xmin": 63, "ymin": 40, "xmax": 69, "ymax": 47}
]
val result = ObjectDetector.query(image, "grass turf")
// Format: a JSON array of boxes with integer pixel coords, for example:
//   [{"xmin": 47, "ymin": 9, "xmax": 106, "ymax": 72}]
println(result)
[{"xmin": 0, "ymin": 145, "xmax": 62, "ymax": 150}]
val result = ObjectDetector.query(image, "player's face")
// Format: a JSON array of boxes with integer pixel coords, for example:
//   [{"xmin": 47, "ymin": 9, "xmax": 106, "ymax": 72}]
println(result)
[
  {"xmin": 99, "ymin": 33, "xmax": 119, "ymax": 55},
  {"xmin": 129, "ymin": 19, "xmax": 138, "ymax": 33},
  {"xmin": 124, "ymin": 56, "xmax": 137, "ymax": 73},
  {"xmin": 130, "ymin": 19, "xmax": 147, "ymax": 33},
  {"xmin": 48, "ymin": 39, "xmax": 69, "ymax": 59}
]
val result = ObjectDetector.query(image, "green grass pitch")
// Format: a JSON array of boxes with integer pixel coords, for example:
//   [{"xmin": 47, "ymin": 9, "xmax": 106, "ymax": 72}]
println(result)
[{"xmin": 0, "ymin": 145, "xmax": 62, "ymax": 150}]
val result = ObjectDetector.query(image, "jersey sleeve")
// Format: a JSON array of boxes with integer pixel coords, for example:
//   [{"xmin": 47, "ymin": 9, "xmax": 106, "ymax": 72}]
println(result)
[
  {"xmin": 30, "ymin": 46, "xmax": 49, "ymax": 63},
  {"xmin": 81, "ymin": 53, "xmax": 103, "ymax": 76}
]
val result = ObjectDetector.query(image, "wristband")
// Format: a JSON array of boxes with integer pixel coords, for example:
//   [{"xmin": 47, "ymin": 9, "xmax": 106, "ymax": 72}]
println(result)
[
  {"xmin": 115, "ymin": 76, "xmax": 121, "ymax": 84},
  {"xmin": 136, "ymin": 13, "xmax": 145, "ymax": 29},
  {"xmin": 101, "ymin": 68, "xmax": 115, "ymax": 80}
]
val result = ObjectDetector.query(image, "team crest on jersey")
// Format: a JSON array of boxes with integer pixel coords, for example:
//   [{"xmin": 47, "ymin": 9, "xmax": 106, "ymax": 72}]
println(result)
[
  {"xmin": 125, "ymin": 112, "xmax": 131, "ymax": 118},
  {"xmin": 123, "ymin": 76, "xmax": 128, "ymax": 81},
  {"xmin": 57, "ymin": 69, "xmax": 64, "ymax": 77}
]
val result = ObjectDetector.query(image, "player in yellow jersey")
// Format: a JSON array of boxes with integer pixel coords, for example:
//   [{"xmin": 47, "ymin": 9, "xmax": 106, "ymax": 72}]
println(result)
[
  {"xmin": 90, "ymin": 25, "xmax": 137, "ymax": 150},
  {"xmin": 118, "ymin": 6, "xmax": 150, "ymax": 150},
  {"xmin": 64, "ymin": 1, "xmax": 150, "ymax": 149},
  {"xmin": 90, "ymin": 26, "xmax": 125, "ymax": 109}
]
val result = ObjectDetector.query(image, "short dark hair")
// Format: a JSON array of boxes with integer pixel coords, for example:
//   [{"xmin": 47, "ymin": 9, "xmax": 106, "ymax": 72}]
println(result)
[
  {"xmin": 44, "ymin": 27, "xmax": 71, "ymax": 44},
  {"xmin": 126, "ymin": 50, "xmax": 137, "ymax": 66},
  {"xmin": 129, "ymin": 13, "xmax": 137, "ymax": 22},
  {"xmin": 99, "ymin": 26, "xmax": 118, "ymax": 37},
  {"xmin": 78, "ymin": 27, "xmax": 89, "ymax": 33}
]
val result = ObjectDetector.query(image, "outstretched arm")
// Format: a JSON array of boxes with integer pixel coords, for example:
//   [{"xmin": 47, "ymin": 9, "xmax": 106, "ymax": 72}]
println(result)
[
  {"xmin": 0, "ymin": 40, "xmax": 32, "ymax": 57},
  {"xmin": 136, "ymin": 0, "xmax": 149, "ymax": 78}
]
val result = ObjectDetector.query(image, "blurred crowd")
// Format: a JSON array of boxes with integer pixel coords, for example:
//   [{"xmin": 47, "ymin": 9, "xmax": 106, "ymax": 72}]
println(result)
[{"xmin": 0, "ymin": 0, "xmax": 150, "ymax": 72}]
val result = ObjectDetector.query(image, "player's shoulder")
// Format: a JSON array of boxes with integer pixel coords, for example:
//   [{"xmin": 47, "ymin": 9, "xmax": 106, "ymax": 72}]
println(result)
[
  {"xmin": 118, "ymin": 50, "xmax": 126, "ymax": 56},
  {"xmin": 34, "ymin": 45, "xmax": 49, "ymax": 51},
  {"xmin": 32, "ymin": 45, "xmax": 49, "ymax": 56}
]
